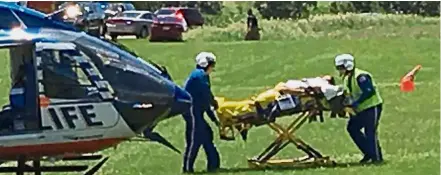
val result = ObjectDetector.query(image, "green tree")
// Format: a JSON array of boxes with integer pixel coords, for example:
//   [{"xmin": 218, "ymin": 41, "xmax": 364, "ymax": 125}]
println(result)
[{"xmin": 253, "ymin": 1, "xmax": 317, "ymax": 20}]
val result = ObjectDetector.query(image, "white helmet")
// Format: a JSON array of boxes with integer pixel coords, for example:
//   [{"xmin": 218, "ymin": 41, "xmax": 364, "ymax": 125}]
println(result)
[
  {"xmin": 195, "ymin": 52, "xmax": 216, "ymax": 68},
  {"xmin": 334, "ymin": 54, "xmax": 355, "ymax": 71}
]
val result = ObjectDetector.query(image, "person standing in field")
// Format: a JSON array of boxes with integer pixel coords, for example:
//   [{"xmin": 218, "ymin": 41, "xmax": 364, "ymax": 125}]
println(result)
[
  {"xmin": 245, "ymin": 9, "xmax": 260, "ymax": 41},
  {"xmin": 334, "ymin": 53, "xmax": 384, "ymax": 164},
  {"xmin": 182, "ymin": 52, "xmax": 221, "ymax": 173}
]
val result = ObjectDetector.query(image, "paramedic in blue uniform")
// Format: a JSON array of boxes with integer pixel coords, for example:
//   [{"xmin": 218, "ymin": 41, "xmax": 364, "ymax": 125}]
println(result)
[
  {"xmin": 334, "ymin": 54, "xmax": 384, "ymax": 164},
  {"xmin": 182, "ymin": 52, "xmax": 220, "ymax": 173}
]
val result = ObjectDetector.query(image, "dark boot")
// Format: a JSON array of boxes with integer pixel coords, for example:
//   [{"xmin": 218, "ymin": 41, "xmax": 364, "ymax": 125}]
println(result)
[{"xmin": 359, "ymin": 155, "xmax": 371, "ymax": 164}]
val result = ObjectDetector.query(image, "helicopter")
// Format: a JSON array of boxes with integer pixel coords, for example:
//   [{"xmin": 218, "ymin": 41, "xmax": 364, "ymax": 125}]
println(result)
[{"xmin": 0, "ymin": 2, "xmax": 192, "ymax": 175}]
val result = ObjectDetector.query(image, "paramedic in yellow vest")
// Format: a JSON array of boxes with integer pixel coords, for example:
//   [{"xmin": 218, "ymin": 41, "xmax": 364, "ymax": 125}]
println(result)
[{"xmin": 334, "ymin": 54, "xmax": 384, "ymax": 164}]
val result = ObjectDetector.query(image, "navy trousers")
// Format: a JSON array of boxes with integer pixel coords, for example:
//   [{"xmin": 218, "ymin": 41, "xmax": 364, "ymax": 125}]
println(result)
[
  {"xmin": 182, "ymin": 107, "xmax": 220, "ymax": 173},
  {"xmin": 347, "ymin": 104, "xmax": 383, "ymax": 161}
]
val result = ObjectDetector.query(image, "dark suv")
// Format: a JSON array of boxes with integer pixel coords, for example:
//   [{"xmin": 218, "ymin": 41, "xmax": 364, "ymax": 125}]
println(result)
[
  {"xmin": 154, "ymin": 7, "xmax": 204, "ymax": 27},
  {"xmin": 49, "ymin": 2, "xmax": 106, "ymax": 37}
]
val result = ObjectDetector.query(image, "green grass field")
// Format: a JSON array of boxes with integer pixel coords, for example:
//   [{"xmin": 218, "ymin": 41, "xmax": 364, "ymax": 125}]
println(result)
[
  {"xmin": 89, "ymin": 33, "xmax": 440, "ymax": 175},
  {"xmin": 0, "ymin": 18, "xmax": 438, "ymax": 175}
]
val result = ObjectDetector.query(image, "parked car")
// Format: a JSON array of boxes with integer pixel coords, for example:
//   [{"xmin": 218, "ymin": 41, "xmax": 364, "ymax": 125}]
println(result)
[
  {"xmin": 149, "ymin": 15, "xmax": 188, "ymax": 42},
  {"xmin": 154, "ymin": 7, "xmax": 204, "ymax": 27},
  {"xmin": 50, "ymin": 2, "xmax": 106, "ymax": 37},
  {"xmin": 103, "ymin": 2, "xmax": 136, "ymax": 18},
  {"xmin": 106, "ymin": 10, "xmax": 155, "ymax": 40}
]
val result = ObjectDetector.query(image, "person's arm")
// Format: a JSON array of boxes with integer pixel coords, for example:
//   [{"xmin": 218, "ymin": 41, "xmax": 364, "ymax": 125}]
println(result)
[
  {"xmin": 247, "ymin": 16, "xmax": 251, "ymax": 29},
  {"xmin": 195, "ymin": 74, "xmax": 215, "ymax": 111},
  {"xmin": 206, "ymin": 108, "xmax": 219, "ymax": 126},
  {"xmin": 352, "ymin": 74, "xmax": 376, "ymax": 107},
  {"xmin": 197, "ymin": 75, "xmax": 220, "ymax": 124},
  {"xmin": 207, "ymin": 79, "xmax": 218, "ymax": 109}
]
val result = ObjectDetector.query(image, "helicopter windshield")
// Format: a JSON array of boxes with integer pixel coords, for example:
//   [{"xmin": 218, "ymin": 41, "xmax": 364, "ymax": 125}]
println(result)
[
  {"xmin": 73, "ymin": 35, "xmax": 165, "ymax": 80},
  {"xmin": 36, "ymin": 42, "xmax": 100, "ymax": 99}
]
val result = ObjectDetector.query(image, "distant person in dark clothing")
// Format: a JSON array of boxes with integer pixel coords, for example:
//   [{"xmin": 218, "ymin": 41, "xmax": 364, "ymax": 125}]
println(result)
[
  {"xmin": 245, "ymin": 9, "xmax": 260, "ymax": 41},
  {"xmin": 247, "ymin": 9, "xmax": 258, "ymax": 29}
]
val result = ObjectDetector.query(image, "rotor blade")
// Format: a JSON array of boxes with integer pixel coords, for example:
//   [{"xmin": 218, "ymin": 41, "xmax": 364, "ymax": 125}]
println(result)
[{"xmin": 143, "ymin": 130, "xmax": 181, "ymax": 154}]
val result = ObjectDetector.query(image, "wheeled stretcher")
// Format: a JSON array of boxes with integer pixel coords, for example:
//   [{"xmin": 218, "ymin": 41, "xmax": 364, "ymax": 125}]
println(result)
[{"xmin": 214, "ymin": 77, "xmax": 355, "ymax": 169}]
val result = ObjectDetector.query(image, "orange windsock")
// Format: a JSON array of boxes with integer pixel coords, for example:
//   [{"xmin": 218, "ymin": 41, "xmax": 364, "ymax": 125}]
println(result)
[{"xmin": 400, "ymin": 65, "xmax": 422, "ymax": 92}]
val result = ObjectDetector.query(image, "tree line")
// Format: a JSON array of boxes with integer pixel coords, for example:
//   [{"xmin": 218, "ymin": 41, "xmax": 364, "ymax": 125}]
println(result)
[{"xmin": 133, "ymin": 1, "xmax": 440, "ymax": 20}]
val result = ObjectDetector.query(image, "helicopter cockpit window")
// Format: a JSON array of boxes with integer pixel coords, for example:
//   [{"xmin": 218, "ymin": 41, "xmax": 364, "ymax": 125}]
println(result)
[
  {"xmin": 36, "ymin": 43, "xmax": 99, "ymax": 99},
  {"xmin": 74, "ymin": 36, "xmax": 165, "ymax": 78}
]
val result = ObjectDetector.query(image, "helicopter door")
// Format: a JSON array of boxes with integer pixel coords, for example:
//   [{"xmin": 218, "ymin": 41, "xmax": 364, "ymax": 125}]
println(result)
[
  {"xmin": 36, "ymin": 42, "xmax": 119, "ymax": 132},
  {"xmin": 8, "ymin": 43, "xmax": 40, "ymax": 131}
]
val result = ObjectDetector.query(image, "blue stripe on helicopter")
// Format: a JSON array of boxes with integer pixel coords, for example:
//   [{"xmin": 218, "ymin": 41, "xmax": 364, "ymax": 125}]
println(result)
[
  {"xmin": 0, "ymin": 2, "xmax": 78, "ymax": 32},
  {"xmin": 0, "ymin": 28, "xmax": 61, "ymax": 47}
]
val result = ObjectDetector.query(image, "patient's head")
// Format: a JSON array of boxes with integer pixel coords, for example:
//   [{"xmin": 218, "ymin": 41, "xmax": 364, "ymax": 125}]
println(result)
[{"xmin": 322, "ymin": 75, "xmax": 335, "ymax": 85}]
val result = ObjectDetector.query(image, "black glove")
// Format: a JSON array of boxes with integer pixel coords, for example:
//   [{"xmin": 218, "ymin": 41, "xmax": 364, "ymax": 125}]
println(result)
[{"xmin": 212, "ymin": 99, "xmax": 219, "ymax": 110}]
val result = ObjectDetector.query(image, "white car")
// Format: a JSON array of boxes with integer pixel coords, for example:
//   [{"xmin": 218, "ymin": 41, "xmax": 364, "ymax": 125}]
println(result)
[{"xmin": 105, "ymin": 10, "xmax": 155, "ymax": 40}]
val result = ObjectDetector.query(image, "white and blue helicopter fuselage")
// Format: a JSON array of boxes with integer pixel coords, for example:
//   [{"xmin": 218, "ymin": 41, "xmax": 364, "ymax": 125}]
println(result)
[{"xmin": 0, "ymin": 27, "xmax": 191, "ymax": 160}]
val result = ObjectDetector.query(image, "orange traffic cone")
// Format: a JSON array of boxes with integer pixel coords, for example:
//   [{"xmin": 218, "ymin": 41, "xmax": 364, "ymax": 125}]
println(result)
[{"xmin": 400, "ymin": 65, "xmax": 422, "ymax": 92}]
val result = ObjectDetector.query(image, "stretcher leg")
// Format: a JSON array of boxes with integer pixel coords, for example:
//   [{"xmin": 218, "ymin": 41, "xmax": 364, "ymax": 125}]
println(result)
[
  {"xmin": 247, "ymin": 112, "xmax": 336, "ymax": 169},
  {"xmin": 252, "ymin": 113, "xmax": 306, "ymax": 161},
  {"xmin": 261, "ymin": 140, "xmax": 290, "ymax": 162}
]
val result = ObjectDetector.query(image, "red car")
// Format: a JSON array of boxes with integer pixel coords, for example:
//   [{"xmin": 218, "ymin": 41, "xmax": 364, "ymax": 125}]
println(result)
[
  {"xmin": 149, "ymin": 15, "xmax": 188, "ymax": 42},
  {"xmin": 154, "ymin": 7, "xmax": 204, "ymax": 27}
]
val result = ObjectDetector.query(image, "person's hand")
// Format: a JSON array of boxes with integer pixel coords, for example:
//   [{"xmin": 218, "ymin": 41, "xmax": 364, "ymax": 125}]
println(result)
[
  {"xmin": 343, "ymin": 96, "xmax": 354, "ymax": 106},
  {"xmin": 351, "ymin": 101, "xmax": 359, "ymax": 108}
]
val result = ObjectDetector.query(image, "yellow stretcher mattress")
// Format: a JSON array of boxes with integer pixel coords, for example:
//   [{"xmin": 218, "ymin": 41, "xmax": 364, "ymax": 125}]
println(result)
[
  {"xmin": 215, "ymin": 88, "xmax": 280, "ymax": 119},
  {"xmin": 214, "ymin": 81, "xmax": 332, "ymax": 126}
]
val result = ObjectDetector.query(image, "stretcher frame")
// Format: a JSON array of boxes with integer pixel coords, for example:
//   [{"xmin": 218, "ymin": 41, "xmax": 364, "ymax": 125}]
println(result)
[
  {"xmin": 247, "ymin": 110, "xmax": 337, "ymax": 169},
  {"xmin": 215, "ymin": 82, "xmax": 352, "ymax": 169}
]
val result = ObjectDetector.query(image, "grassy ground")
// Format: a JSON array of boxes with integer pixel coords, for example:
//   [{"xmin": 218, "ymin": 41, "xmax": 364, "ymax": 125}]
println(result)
[
  {"xmin": 87, "ymin": 34, "xmax": 440, "ymax": 175},
  {"xmin": 184, "ymin": 14, "xmax": 439, "ymax": 41},
  {"xmin": 0, "ymin": 19, "xmax": 438, "ymax": 175}
]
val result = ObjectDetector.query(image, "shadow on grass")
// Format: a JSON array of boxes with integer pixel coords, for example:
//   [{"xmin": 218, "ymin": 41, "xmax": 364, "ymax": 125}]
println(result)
[{"xmin": 190, "ymin": 161, "xmax": 388, "ymax": 174}]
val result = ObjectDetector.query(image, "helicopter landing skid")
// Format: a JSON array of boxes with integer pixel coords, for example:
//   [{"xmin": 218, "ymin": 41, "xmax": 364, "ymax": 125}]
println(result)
[{"xmin": 0, "ymin": 154, "xmax": 108, "ymax": 175}]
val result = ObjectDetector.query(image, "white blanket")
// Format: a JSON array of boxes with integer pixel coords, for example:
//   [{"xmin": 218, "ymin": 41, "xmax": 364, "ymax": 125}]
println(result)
[{"xmin": 285, "ymin": 77, "xmax": 343, "ymax": 100}]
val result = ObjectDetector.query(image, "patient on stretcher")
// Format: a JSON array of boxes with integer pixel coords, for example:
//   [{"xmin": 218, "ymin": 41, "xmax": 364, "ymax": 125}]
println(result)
[
  {"xmin": 215, "ymin": 75, "xmax": 350, "ymax": 140},
  {"xmin": 216, "ymin": 75, "xmax": 338, "ymax": 116}
]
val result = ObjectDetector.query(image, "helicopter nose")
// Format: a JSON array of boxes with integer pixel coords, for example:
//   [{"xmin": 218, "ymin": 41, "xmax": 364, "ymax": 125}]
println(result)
[{"xmin": 167, "ymin": 85, "xmax": 192, "ymax": 118}]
